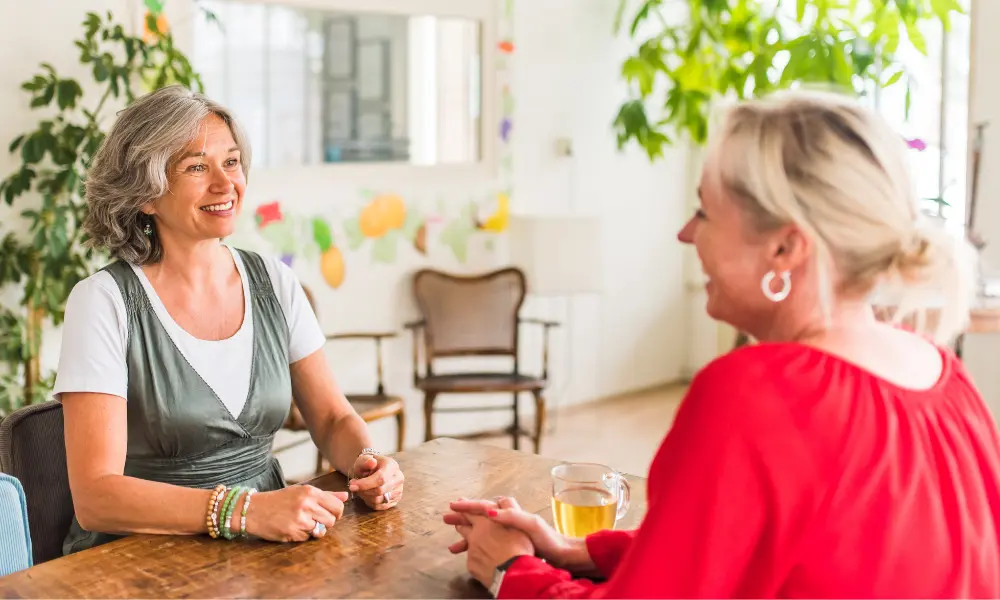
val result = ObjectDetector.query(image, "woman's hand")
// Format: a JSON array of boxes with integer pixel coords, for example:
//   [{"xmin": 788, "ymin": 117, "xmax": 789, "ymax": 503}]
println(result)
[
  {"xmin": 245, "ymin": 485, "xmax": 348, "ymax": 542},
  {"xmin": 452, "ymin": 510, "xmax": 535, "ymax": 588},
  {"xmin": 348, "ymin": 454, "xmax": 404, "ymax": 510},
  {"xmin": 445, "ymin": 496, "xmax": 576, "ymax": 567}
]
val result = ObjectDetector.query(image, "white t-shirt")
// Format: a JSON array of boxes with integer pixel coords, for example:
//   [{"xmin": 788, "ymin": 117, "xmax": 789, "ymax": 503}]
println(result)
[{"xmin": 53, "ymin": 246, "xmax": 326, "ymax": 417}]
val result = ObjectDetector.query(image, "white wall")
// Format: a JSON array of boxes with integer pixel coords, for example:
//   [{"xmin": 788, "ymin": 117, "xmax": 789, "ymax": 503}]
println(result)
[
  {"xmin": 509, "ymin": 0, "xmax": 689, "ymax": 404},
  {"xmin": 961, "ymin": 0, "xmax": 1000, "ymax": 414},
  {"xmin": 0, "ymin": 0, "xmax": 689, "ymax": 478}
]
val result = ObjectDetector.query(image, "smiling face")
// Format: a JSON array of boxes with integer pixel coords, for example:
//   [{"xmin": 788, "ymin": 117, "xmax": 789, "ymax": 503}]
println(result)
[
  {"xmin": 142, "ymin": 114, "xmax": 245, "ymax": 243},
  {"xmin": 676, "ymin": 142, "xmax": 818, "ymax": 337},
  {"xmin": 677, "ymin": 148, "xmax": 775, "ymax": 328}
]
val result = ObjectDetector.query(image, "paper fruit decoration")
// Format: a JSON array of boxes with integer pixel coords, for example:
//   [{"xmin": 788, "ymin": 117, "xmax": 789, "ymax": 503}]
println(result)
[
  {"xmin": 312, "ymin": 217, "xmax": 344, "ymax": 289},
  {"xmin": 343, "ymin": 192, "xmax": 424, "ymax": 264},
  {"xmin": 477, "ymin": 192, "xmax": 509, "ymax": 233}
]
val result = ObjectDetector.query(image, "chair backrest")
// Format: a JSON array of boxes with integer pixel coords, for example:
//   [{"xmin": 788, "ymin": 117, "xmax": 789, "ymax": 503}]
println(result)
[
  {"xmin": 0, "ymin": 401, "xmax": 73, "ymax": 565},
  {"xmin": 0, "ymin": 473, "xmax": 32, "ymax": 575},
  {"xmin": 412, "ymin": 268, "xmax": 527, "ymax": 365}
]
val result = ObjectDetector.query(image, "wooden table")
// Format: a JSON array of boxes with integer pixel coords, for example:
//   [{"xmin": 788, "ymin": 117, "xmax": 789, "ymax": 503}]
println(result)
[{"xmin": 0, "ymin": 439, "xmax": 647, "ymax": 598}]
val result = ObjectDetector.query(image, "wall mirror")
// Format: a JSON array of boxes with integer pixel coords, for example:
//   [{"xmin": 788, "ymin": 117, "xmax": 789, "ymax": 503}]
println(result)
[{"xmin": 192, "ymin": 0, "xmax": 492, "ymax": 170}]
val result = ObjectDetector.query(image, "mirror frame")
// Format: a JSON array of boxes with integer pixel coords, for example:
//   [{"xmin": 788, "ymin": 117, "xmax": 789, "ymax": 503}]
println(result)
[{"xmin": 167, "ymin": 0, "xmax": 499, "ymax": 182}]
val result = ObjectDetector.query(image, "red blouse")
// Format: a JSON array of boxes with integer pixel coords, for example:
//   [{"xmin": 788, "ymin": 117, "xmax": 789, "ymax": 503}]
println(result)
[{"xmin": 499, "ymin": 343, "xmax": 1000, "ymax": 598}]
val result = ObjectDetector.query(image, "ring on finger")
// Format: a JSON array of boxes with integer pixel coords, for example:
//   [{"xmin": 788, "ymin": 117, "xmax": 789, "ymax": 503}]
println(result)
[{"xmin": 311, "ymin": 521, "xmax": 326, "ymax": 538}]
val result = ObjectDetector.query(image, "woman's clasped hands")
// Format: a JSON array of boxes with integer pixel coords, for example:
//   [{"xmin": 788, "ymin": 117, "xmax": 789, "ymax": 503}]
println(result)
[{"xmin": 443, "ymin": 496, "xmax": 593, "ymax": 588}]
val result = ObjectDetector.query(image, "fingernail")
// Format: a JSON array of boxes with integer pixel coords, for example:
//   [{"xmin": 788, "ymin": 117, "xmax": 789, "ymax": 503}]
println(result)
[
  {"xmin": 488, "ymin": 509, "xmax": 498, "ymax": 517},
  {"xmin": 349, "ymin": 485, "xmax": 358, "ymax": 491}
]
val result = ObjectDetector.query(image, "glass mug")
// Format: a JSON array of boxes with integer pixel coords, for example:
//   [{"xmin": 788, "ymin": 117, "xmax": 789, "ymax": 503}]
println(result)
[{"xmin": 550, "ymin": 462, "xmax": 630, "ymax": 538}]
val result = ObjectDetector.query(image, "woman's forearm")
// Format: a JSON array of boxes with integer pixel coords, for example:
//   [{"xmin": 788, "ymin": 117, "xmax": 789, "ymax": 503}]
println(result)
[
  {"xmin": 74, "ymin": 474, "xmax": 214, "ymax": 536},
  {"xmin": 316, "ymin": 412, "xmax": 375, "ymax": 475},
  {"xmin": 554, "ymin": 537, "xmax": 603, "ymax": 578}
]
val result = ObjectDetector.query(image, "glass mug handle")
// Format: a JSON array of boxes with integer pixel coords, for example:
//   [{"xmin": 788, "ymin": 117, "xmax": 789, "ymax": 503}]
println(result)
[{"xmin": 614, "ymin": 474, "xmax": 630, "ymax": 522}]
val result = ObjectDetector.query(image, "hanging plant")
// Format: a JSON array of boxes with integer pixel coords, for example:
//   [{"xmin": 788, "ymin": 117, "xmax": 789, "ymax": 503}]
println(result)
[{"xmin": 612, "ymin": 0, "xmax": 965, "ymax": 159}]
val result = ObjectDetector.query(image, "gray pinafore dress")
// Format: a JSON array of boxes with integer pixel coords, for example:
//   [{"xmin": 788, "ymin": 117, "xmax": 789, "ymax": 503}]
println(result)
[{"xmin": 64, "ymin": 249, "xmax": 290, "ymax": 554}]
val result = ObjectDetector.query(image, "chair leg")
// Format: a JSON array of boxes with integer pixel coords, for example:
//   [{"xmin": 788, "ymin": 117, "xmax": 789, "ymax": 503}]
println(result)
[
  {"xmin": 396, "ymin": 409, "xmax": 406, "ymax": 452},
  {"xmin": 532, "ymin": 390, "xmax": 546, "ymax": 454},
  {"xmin": 424, "ymin": 392, "xmax": 438, "ymax": 442},
  {"xmin": 511, "ymin": 392, "xmax": 520, "ymax": 451}
]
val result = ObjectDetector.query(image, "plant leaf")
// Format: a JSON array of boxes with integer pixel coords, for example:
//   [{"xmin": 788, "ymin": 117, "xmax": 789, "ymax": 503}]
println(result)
[
  {"xmin": 883, "ymin": 69, "xmax": 904, "ymax": 87},
  {"xmin": 8, "ymin": 135, "xmax": 25, "ymax": 154},
  {"xmin": 629, "ymin": 0, "xmax": 656, "ymax": 37},
  {"xmin": 56, "ymin": 79, "xmax": 82, "ymax": 110},
  {"xmin": 904, "ymin": 80, "xmax": 913, "ymax": 120},
  {"xmin": 613, "ymin": 0, "xmax": 628, "ymax": 33},
  {"xmin": 621, "ymin": 57, "xmax": 656, "ymax": 96},
  {"xmin": 905, "ymin": 21, "xmax": 927, "ymax": 55}
]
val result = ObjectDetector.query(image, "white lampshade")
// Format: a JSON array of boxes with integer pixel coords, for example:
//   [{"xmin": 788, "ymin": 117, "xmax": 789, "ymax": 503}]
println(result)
[{"xmin": 507, "ymin": 215, "xmax": 603, "ymax": 295}]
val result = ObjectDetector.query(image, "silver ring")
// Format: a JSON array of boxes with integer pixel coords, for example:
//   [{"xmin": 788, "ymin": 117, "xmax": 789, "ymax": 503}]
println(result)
[
  {"xmin": 311, "ymin": 521, "xmax": 325, "ymax": 537},
  {"xmin": 383, "ymin": 491, "xmax": 392, "ymax": 504}
]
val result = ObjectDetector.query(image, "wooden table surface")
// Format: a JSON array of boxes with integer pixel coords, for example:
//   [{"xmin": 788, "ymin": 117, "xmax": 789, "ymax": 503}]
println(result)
[{"xmin": 0, "ymin": 439, "xmax": 647, "ymax": 598}]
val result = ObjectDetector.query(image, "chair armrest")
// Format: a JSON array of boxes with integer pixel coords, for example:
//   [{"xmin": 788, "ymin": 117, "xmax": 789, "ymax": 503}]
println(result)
[
  {"xmin": 323, "ymin": 332, "xmax": 397, "ymax": 395},
  {"xmin": 518, "ymin": 318, "xmax": 559, "ymax": 379},
  {"xmin": 326, "ymin": 331, "xmax": 398, "ymax": 341},
  {"xmin": 519, "ymin": 317, "xmax": 561, "ymax": 328},
  {"xmin": 403, "ymin": 320, "xmax": 426, "ymax": 384}
]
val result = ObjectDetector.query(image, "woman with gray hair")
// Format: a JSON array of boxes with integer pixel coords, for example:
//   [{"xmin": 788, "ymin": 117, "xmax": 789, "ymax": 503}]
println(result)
[
  {"xmin": 53, "ymin": 85, "xmax": 403, "ymax": 552},
  {"xmin": 444, "ymin": 90, "xmax": 1000, "ymax": 597}
]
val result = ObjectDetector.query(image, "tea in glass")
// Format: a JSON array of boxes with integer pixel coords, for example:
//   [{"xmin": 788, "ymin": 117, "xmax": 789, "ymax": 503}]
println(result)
[
  {"xmin": 550, "ymin": 463, "xmax": 630, "ymax": 538},
  {"xmin": 551, "ymin": 487, "xmax": 617, "ymax": 538}
]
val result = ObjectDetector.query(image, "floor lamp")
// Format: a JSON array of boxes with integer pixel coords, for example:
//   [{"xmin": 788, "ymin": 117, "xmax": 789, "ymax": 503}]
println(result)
[{"xmin": 507, "ymin": 215, "xmax": 603, "ymax": 433}]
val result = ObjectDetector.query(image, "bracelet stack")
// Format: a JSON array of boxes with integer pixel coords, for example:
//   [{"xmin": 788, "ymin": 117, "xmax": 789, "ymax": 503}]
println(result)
[{"xmin": 205, "ymin": 485, "xmax": 257, "ymax": 540}]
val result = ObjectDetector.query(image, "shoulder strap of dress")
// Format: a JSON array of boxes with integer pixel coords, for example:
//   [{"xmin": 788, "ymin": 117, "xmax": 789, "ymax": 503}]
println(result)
[
  {"xmin": 234, "ymin": 248, "xmax": 277, "ymax": 299},
  {"xmin": 100, "ymin": 260, "xmax": 149, "ymax": 321}
]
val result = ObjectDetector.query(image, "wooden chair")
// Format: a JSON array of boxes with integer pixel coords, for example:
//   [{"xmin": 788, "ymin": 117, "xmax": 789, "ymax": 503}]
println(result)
[
  {"xmin": 407, "ymin": 267, "xmax": 558, "ymax": 454},
  {"xmin": 276, "ymin": 287, "xmax": 406, "ymax": 477}
]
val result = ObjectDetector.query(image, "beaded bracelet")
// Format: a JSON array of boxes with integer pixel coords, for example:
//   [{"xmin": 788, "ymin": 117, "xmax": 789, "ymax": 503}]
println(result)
[
  {"xmin": 240, "ymin": 488, "xmax": 257, "ymax": 539},
  {"xmin": 205, "ymin": 485, "xmax": 226, "ymax": 539},
  {"xmin": 210, "ymin": 486, "xmax": 227, "ymax": 538},
  {"xmin": 220, "ymin": 486, "xmax": 246, "ymax": 541}
]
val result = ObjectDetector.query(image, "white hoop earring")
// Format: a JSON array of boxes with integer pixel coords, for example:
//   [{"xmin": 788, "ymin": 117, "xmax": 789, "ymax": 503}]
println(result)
[{"xmin": 761, "ymin": 270, "xmax": 791, "ymax": 302}]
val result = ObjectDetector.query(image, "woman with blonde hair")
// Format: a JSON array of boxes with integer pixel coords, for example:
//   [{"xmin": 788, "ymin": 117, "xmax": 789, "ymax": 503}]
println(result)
[
  {"xmin": 55, "ymin": 85, "xmax": 403, "ymax": 552},
  {"xmin": 444, "ymin": 90, "xmax": 1000, "ymax": 597}
]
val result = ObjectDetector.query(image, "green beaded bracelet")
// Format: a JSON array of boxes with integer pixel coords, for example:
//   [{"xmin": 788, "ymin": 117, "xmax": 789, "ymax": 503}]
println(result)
[
  {"xmin": 240, "ymin": 488, "xmax": 256, "ymax": 540},
  {"xmin": 220, "ymin": 486, "xmax": 245, "ymax": 541}
]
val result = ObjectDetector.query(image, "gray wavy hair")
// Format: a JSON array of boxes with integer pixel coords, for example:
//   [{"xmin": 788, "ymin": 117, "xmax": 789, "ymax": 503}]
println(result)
[{"xmin": 83, "ymin": 85, "xmax": 252, "ymax": 264}]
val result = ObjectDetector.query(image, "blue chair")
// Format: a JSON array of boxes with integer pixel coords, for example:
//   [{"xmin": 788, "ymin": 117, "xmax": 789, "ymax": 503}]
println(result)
[{"xmin": 0, "ymin": 473, "xmax": 31, "ymax": 575}]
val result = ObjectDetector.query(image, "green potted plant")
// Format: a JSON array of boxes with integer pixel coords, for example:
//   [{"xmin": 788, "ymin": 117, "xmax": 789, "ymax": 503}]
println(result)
[
  {"xmin": 0, "ymin": 0, "xmax": 206, "ymax": 416},
  {"xmin": 612, "ymin": 0, "xmax": 965, "ymax": 158}
]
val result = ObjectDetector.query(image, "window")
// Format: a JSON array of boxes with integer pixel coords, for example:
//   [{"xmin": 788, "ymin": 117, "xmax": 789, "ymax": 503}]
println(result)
[
  {"xmin": 870, "ymin": 3, "xmax": 972, "ymax": 228},
  {"xmin": 192, "ymin": 0, "xmax": 483, "ymax": 168}
]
